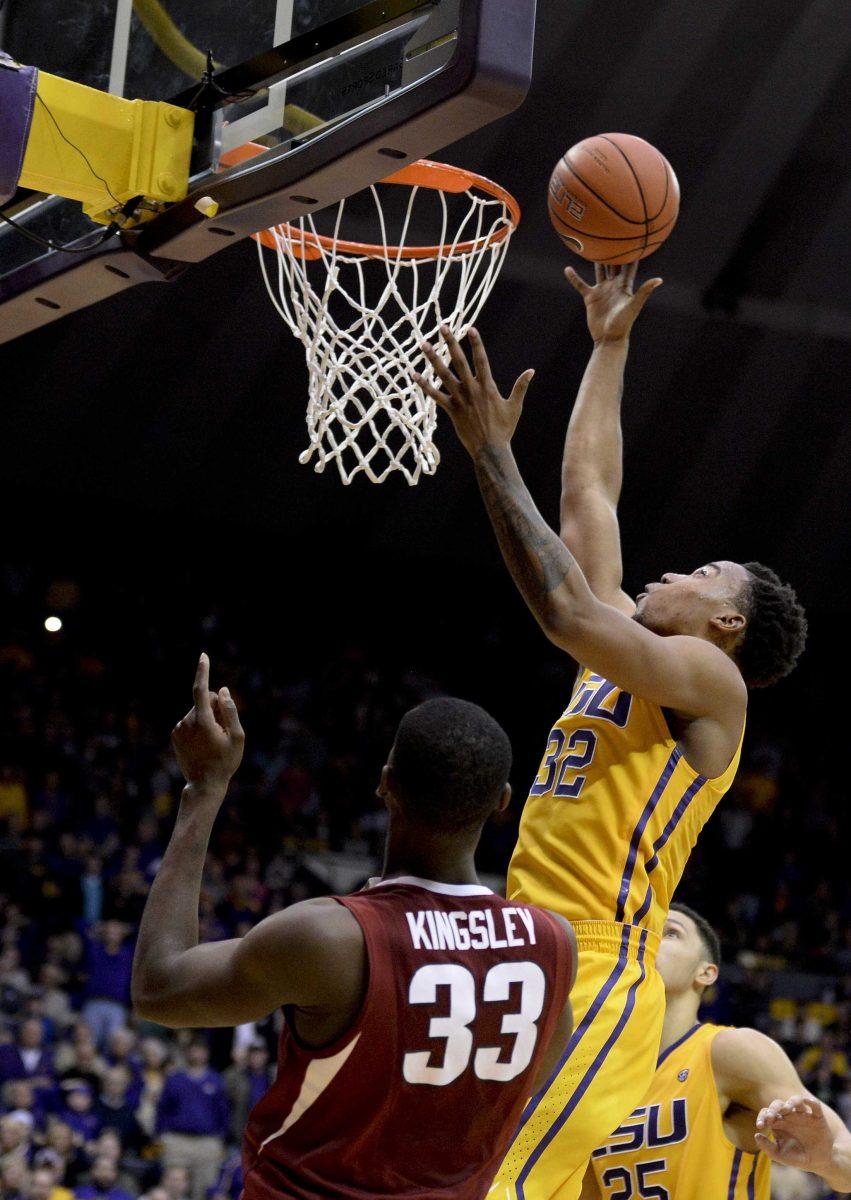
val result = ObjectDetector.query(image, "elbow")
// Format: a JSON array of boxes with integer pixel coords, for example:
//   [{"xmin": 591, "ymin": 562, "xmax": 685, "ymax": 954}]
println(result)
[{"xmin": 538, "ymin": 597, "xmax": 578, "ymax": 653}]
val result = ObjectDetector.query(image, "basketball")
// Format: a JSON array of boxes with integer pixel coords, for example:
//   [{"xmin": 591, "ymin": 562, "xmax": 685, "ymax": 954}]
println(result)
[{"xmin": 548, "ymin": 133, "xmax": 680, "ymax": 265}]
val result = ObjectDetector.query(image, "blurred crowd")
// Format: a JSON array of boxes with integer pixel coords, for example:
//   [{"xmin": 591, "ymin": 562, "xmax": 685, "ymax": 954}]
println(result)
[{"xmin": 0, "ymin": 586, "xmax": 848, "ymax": 1200}]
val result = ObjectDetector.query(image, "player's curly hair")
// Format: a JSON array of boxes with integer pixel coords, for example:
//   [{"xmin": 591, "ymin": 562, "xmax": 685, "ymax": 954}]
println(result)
[
  {"xmin": 392, "ymin": 697, "xmax": 512, "ymax": 832},
  {"xmin": 735, "ymin": 562, "xmax": 807, "ymax": 688}
]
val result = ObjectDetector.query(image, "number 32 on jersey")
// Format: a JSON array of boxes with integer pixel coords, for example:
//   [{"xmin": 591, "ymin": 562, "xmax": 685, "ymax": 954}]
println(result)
[{"xmin": 530, "ymin": 674, "xmax": 633, "ymax": 800}]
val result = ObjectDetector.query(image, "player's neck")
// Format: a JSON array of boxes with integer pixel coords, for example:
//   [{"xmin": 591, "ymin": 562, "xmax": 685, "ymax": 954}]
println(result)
[
  {"xmin": 659, "ymin": 989, "xmax": 702, "ymax": 1054},
  {"xmin": 381, "ymin": 826, "xmax": 481, "ymax": 886}
]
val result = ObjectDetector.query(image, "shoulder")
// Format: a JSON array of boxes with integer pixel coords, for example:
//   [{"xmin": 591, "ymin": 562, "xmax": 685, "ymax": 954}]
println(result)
[
  {"xmin": 712, "ymin": 1026, "xmax": 798, "ymax": 1094},
  {"xmin": 246, "ymin": 897, "xmax": 362, "ymax": 955}
]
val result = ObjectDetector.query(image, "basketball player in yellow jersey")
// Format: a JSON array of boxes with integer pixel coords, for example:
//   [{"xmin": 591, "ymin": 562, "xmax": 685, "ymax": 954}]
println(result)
[
  {"xmin": 581, "ymin": 904, "xmax": 851, "ymax": 1200},
  {"xmin": 417, "ymin": 262, "xmax": 808, "ymax": 1200}
]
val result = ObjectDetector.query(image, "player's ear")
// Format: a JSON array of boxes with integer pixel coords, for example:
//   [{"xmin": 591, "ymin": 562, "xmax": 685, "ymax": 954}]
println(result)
[
  {"xmin": 376, "ymin": 764, "xmax": 392, "ymax": 804},
  {"xmin": 495, "ymin": 782, "xmax": 512, "ymax": 815},
  {"xmin": 696, "ymin": 960, "xmax": 718, "ymax": 988},
  {"xmin": 710, "ymin": 608, "xmax": 746, "ymax": 635}
]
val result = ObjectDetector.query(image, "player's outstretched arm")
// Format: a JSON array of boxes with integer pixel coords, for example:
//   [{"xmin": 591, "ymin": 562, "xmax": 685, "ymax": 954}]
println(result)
[
  {"xmin": 131, "ymin": 654, "xmax": 364, "ymax": 1027},
  {"xmin": 713, "ymin": 1028, "xmax": 851, "ymax": 1193},
  {"xmin": 418, "ymin": 329, "xmax": 745, "ymax": 723},
  {"xmin": 559, "ymin": 263, "xmax": 661, "ymax": 616}
]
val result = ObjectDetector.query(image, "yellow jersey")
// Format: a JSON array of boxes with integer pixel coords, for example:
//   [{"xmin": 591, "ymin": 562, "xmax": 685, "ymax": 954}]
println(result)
[
  {"xmin": 508, "ymin": 669, "xmax": 744, "ymax": 935},
  {"xmin": 590, "ymin": 1022, "xmax": 770, "ymax": 1199}
]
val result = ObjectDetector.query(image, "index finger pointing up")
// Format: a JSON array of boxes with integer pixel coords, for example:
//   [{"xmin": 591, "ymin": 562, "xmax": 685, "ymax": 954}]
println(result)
[{"xmin": 193, "ymin": 653, "xmax": 212, "ymax": 712}]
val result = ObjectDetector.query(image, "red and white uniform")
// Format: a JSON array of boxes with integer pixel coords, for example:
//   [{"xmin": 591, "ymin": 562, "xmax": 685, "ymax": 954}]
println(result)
[{"xmin": 243, "ymin": 876, "xmax": 573, "ymax": 1200}]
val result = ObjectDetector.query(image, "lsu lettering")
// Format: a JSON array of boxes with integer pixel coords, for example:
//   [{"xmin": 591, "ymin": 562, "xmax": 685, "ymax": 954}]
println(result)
[{"xmin": 590, "ymin": 1024, "xmax": 770, "ymax": 1199}]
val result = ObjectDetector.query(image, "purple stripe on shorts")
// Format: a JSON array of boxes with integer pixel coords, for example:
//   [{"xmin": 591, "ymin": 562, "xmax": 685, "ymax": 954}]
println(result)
[{"xmin": 516, "ymin": 930, "xmax": 649, "ymax": 1199}]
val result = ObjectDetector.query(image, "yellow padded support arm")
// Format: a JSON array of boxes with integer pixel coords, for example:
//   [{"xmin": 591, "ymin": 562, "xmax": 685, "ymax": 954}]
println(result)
[{"xmin": 19, "ymin": 70, "xmax": 194, "ymax": 225}]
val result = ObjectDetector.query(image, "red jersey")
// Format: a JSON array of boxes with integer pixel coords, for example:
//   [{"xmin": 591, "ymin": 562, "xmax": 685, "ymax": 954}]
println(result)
[{"xmin": 243, "ymin": 876, "xmax": 573, "ymax": 1200}]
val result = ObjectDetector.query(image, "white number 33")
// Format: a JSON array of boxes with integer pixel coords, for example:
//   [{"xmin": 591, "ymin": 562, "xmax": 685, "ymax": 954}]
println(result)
[{"xmin": 403, "ymin": 961, "xmax": 546, "ymax": 1086}]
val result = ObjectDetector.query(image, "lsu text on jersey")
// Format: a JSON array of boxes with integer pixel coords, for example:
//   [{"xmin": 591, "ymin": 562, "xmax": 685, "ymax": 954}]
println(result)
[{"xmin": 590, "ymin": 1023, "xmax": 769, "ymax": 1199}]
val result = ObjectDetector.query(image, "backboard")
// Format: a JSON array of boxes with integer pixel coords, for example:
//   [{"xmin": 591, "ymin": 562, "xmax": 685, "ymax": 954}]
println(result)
[{"xmin": 0, "ymin": 0, "xmax": 536, "ymax": 343}]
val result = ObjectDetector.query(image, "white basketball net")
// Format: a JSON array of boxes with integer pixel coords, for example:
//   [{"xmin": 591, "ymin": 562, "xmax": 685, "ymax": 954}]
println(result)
[{"xmin": 257, "ymin": 172, "xmax": 516, "ymax": 485}]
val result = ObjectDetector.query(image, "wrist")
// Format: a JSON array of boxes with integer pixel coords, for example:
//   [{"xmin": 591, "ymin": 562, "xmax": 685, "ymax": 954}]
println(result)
[
  {"xmin": 825, "ymin": 1141, "xmax": 851, "ymax": 1191},
  {"xmin": 592, "ymin": 335, "xmax": 630, "ymax": 352},
  {"xmin": 180, "ymin": 779, "xmax": 230, "ymax": 806}
]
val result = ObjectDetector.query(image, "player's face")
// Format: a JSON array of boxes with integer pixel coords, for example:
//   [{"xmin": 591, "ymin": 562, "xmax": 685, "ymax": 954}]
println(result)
[
  {"xmin": 633, "ymin": 560, "xmax": 750, "ymax": 638},
  {"xmin": 656, "ymin": 912, "xmax": 710, "ymax": 997}
]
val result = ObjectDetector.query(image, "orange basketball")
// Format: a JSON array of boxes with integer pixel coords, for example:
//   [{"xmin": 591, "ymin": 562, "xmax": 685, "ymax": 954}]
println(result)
[{"xmin": 548, "ymin": 133, "xmax": 680, "ymax": 265}]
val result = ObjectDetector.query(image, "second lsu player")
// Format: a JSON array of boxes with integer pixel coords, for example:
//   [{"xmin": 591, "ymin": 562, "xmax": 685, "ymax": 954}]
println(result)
[
  {"xmin": 582, "ymin": 903, "xmax": 851, "ymax": 1200},
  {"xmin": 418, "ymin": 262, "xmax": 807, "ymax": 1200}
]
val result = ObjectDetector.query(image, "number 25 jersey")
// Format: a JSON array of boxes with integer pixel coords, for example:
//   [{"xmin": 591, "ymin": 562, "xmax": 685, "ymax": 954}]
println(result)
[{"xmin": 242, "ymin": 877, "xmax": 573, "ymax": 1200}]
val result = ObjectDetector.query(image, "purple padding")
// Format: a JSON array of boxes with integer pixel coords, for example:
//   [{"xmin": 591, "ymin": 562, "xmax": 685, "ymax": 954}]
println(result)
[{"xmin": 0, "ymin": 51, "xmax": 39, "ymax": 205}]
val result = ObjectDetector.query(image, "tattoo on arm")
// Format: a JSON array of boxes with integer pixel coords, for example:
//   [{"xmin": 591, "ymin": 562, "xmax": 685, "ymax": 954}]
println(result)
[{"xmin": 475, "ymin": 445, "xmax": 576, "ymax": 624}]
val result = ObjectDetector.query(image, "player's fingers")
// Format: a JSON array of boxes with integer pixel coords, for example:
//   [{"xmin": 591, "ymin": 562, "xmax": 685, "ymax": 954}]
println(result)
[
  {"xmin": 468, "ymin": 328, "xmax": 495, "ymax": 385},
  {"xmin": 754, "ymin": 1133, "xmax": 782, "ymax": 1160},
  {"xmin": 625, "ymin": 260, "xmax": 639, "ymax": 288},
  {"xmin": 509, "ymin": 369, "xmax": 536, "ymax": 407},
  {"xmin": 218, "ymin": 687, "xmax": 245, "ymax": 741},
  {"xmin": 594, "ymin": 263, "xmax": 605, "ymax": 285},
  {"xmin": 192, "ymin": 653, "xmax": 212, "ymax": 711},
  {"xmin": 604, "ymin": 265, "xmax": 614, "ymax": 280},
  {"xmin": 413, "ymin": 371, "xmax": 454, "ymax": 410},
  {"xmin": 755, "ymin": 1133, "xmax": 804, "ymax": 1167},
  {"xmin": 440, "ymin": 324, "xmax": 475, "ymax": 387},
  {"xmin": 565, "ymin": 266, "xmax": 591, "ymax": 296},
  {"xmin": 421, "ymin": 342, "xmax": 460, "ymax": 395},
  {"xmin": 632, "ymin": 278, "xmax": 663, "ymax": 313}
]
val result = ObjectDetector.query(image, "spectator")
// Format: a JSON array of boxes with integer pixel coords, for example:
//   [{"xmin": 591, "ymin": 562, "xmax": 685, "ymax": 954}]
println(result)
[
  {"xmin": 93, "ymin": 1070, "xmax": 144, "ymax": 1155},
  {"xmin": 222, "ymin": 1045, "xmax": 273, "ymax": 1143},
  {"xmin": 74, "ymin": 1157, "xmax": 132, "ymax": 1200},
  {"xmin": 0, "ymin": 1113, "xmax": 32, "ymax": 1171},
  {"xmin": 29, "ymin": 1164, "xmax": 74, "ymax": 1200},
  {"xmin": 207, "ymin": 1153, "xmax": 242, "ymax": 1200},
  {"xmin": 156, "ymin": 1169, "xmax": 189, "ymax": 1200},
  {"xmin": 0, "ymin": 1157, "xmax": 29, "ymax": 1200},
  {"xmin": 80, "ymin": 863, "xmax": 104, "ymax": 928},
  {"xmin": 135, "ymin": 1044, "xmax": 168, "ymax": 1140},
  {"xmin": 1, "ymin": 1081, "xmax": 45, "ymax": 1132},
  {"xmin": 37, "ymin": 1122, "xmax": 87, "ymax": 1189},
  {"xmin": 0, "ymin": 1020, "xmax": 54, "ymax": 1091},
  {"xmin": 36, "ymin": 966, "xmax": 75, "ymax": 1035},
  {"xmin": 0, "ymin": 949, "xmax": 31, "ymax": 1015},
  {"xmin": 58, "ymin": 1084, "xmax": 100, "ymax": 1147},
  {"xmin": 104, "ymin": 1034, "xmax": 141, "ymax": 1110},
  {"xmin": 81, "ymin": 926, "xmax": 133, "ymax": 1052},
  {"xmin": 0, "ymin": 770, "xmax": 27, "ymax": 831},
  {"xmin": 155, "ymin": 1042, "xmax": 227, "ymax": 1200}
]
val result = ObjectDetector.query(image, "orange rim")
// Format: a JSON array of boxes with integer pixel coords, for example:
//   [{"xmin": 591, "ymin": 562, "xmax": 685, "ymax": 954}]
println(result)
[{"xmin": 220, "ymin": 143, "xmax": 521, "ymax": 261}]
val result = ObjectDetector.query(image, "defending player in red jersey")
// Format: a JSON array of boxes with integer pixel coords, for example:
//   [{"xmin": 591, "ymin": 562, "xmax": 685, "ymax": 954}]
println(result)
[{"xmin": 132, "ymin": 655, "xmax": 576, "ymax": 1200}]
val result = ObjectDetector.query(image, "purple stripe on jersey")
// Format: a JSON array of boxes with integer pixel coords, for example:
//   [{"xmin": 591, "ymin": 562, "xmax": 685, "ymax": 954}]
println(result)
[
  {"xmin": 728, "ymin": 1149, "xmax": 743, "ymax": 1199},
  {"xmin": 515, "ymin": 926, "xmax": 632, "ymax": 1135},
  {"xmin": 516, "ymin": 930, "xmax": 649, "ymax": 1199},
  {"xmin": 615, "ymin": 748, "xmax": 681, "ymax": 922},
  {"xmin": 0, "ymin": 53, "xmax": 39, "ymax": 204},
  {"xmin": 656, "ymin": 1022, "xmax": 702, "ymax": 1068},
  {"xmin": 631, "ymin": 774, "xmax": 708, "ymax": 924},
  {"xmin": 746, "ymin": 1154, "xmax": 758, "ymax": 1200}
]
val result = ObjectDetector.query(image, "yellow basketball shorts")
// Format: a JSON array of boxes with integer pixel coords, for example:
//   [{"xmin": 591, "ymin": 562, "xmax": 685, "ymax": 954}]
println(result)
[{"xmin": 488, "ymin": 921, "xmax": 664, "ymax": 1200}]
